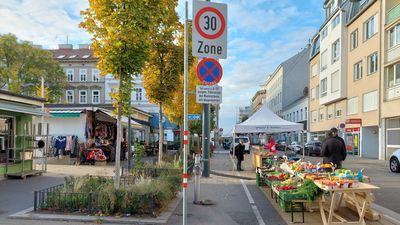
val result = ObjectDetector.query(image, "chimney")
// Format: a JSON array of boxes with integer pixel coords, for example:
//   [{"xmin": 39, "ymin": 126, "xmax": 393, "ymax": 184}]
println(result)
[
  {"xmin": 79, "ymin": 44, "xmax": 89, "ymax": 49},
  {"xmin": 58, "ymin": 44, "xmax": 73, "ymax": 49}
]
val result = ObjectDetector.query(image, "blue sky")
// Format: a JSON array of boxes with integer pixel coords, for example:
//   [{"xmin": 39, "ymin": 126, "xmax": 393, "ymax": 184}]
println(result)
[{"xmin": 0, "ymin": 0, "xmax": 324, "ymax": 132}]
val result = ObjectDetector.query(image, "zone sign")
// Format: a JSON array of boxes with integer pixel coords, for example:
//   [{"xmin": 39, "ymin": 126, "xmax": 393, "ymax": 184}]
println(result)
[{"xmin": 192, "ymin": 0, "xmax": 227, "ymax": 59}]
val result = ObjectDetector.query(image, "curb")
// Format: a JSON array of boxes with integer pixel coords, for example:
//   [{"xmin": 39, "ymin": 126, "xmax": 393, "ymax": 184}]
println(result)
[
  {"xmin": 8, "ymin": 192, "xmax": 182, "ymax": 225},
  {"xmin": 373, "ymin": 203, "xmax": 400, "ymax": 225},
  {"xmin": 210, "ymin": 170, "xmax": 256, "ymax": 180}
]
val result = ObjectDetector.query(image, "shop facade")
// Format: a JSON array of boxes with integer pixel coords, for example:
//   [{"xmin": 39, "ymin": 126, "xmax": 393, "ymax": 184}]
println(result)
[{"xmin": 0, "ymin": 90, "xmax": 46, "ymax": 177}]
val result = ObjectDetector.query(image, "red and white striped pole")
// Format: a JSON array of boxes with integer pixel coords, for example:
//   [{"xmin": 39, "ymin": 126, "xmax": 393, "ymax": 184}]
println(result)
[
  {"xmin": 183, "ymin": 2, "xmax": 189, "ymax": 224},
  {"xmin": 183, "ymin": 130, "xmax": 189, "ymax": 189}
]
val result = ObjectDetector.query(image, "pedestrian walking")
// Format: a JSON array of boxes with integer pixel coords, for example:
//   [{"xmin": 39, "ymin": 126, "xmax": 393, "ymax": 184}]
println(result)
[
  {"xmin": 321, "ymin": 128, "xmax": 347, "ymax": 169},
  {"xmin": 330, "ymin": 127, "xmax": 347, "ymax": 155},
  {"xmin": 235, "ymin": 140, "xmax": 245, "ymax": 171}
]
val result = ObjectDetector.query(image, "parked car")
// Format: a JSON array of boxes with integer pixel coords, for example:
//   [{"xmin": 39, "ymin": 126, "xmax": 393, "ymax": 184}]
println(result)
[
  {"xmin": 276, "ymin": 140, "xmax": 287, "ymax": 151},
  {"xmin": 230, "ymin": 136, "xmax": 251, "ymax": 154},
  {"xmin": 304, "ymin": 141, "xmax": 322, "ymax": 156},
  {"xmin": 289, "ymin": 141, "xmax": 303, "ymax": 154},
  {"xmin": 389, "ymin": 149, "xmax": 400, "ymax": 173}
]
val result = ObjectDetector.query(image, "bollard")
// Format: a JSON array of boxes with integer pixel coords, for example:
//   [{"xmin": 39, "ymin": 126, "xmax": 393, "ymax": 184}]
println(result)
[{"xmin": 193, "ymin": 154, "xmax": 201, "ymax": 204}]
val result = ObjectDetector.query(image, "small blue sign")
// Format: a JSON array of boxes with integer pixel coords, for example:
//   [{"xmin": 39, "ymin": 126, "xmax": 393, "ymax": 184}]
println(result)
[{"xmin": 188, "ymin": 114, "xmax": 201, "ymax": 121}]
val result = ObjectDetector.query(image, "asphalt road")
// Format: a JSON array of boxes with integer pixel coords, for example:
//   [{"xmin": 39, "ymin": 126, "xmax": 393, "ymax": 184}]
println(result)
[{"xmin": 167, "ymin": 151, "xmax": 286, "ymax": 225}]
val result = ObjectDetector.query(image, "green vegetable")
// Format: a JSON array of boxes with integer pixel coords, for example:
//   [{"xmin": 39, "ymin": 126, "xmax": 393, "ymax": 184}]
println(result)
[{"xmin": 295, "ymin": 180, "xmax": 322, "ymax": 202}]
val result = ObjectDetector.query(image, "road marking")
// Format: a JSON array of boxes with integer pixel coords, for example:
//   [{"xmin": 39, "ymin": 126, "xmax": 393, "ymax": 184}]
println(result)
[{"xmin": 229, "ymin": 154, "xmax": 266, "ymax": 225}]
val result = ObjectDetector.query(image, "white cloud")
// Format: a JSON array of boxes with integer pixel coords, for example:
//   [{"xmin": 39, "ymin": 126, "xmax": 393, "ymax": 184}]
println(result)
[{"xmin": 0, "ymin": 0, "xmax": 90, "ymax": 47}]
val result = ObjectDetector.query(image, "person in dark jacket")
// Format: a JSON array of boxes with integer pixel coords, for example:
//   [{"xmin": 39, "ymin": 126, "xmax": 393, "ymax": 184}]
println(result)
[
  {"xmin": 235, "ymin": 140, "xmax": 245, "ymax": 171},
  {"xmin": 330, "ymin": 127, "xmax": 347, "ymax": 161},
  {"xmin": 321, "ymin": 131, "xmax": 346, "ymax": 168}
]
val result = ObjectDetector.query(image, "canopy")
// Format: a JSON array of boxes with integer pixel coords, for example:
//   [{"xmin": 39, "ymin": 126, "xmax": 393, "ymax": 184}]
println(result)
[{"xmin": 234, "ymin": 105, "xmax": 303, "ymax": 134}]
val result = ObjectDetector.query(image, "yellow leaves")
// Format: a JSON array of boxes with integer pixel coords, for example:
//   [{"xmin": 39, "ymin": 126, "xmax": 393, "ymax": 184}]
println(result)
[{"xmin": 35, "ymin": 85, "xmax": 51, "ymax": 101}]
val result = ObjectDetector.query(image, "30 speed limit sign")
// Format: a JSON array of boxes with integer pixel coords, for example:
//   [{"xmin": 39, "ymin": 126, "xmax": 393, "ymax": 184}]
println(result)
[{"xmin": 192, "ymin": 0, "xmax": 227, "ymax": 59}]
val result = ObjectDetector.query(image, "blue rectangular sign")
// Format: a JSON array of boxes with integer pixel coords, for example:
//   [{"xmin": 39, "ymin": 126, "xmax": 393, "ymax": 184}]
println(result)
[{"xmin": 188, "ymin": 114, "xmax": 201, "ymax": 121}]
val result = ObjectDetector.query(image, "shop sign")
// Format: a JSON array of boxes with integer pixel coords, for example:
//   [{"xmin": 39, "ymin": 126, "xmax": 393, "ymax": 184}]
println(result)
[
  {"xmin": 353, "ymin": 127, "xmax": 360, "ymax": 132},
  {"xmin": 346, "ymin": 118, "xmax": 362, "ymax": 124},
  {"xmin": 345, "ymin": 128, "xmax": 353, "ymax": 132}
]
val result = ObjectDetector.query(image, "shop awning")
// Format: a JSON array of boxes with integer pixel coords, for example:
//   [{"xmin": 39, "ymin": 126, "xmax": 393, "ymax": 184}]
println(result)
[
  {"xmin": 0, "ymin": 100, "xmax": 46, "ymax": 116},
  {"xmin": 96, "ymin": 109, "xmax": 141, "ymax": 127},
  {"xmin": 50, "ymin": 110, "xmax": 83, "ymax": 117}
]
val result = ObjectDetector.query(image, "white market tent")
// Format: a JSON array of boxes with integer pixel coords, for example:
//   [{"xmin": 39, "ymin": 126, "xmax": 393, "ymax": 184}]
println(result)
[{"xmin": 234, "ymin": 105, "xmax": 303, "ymax": 134}]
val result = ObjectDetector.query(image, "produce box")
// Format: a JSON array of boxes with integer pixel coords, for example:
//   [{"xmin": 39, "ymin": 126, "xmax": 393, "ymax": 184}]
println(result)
[
  {"xmin": 265, "ymin": 178, "xmax": 285, "ymax": 187},
  {"xmin": 279, "ymin": 190, "xmax": 308, "ymax": 201},
  {"xmin": 278, "ymin": 198, "xmax": 304, "ymax": 213},
  {"xmin": 265, "ymin": 159, "xmax": 281, "ymax": 166}
]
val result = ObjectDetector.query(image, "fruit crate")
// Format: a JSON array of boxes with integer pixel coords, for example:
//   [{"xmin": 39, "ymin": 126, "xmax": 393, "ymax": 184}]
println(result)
[
  {"xmin": 256, "ymin": 172, "xmax": 267, "ymax": 186},
  {"xmin": 265, "ymin": 159, "xmax": 281, "ymax": 166},
  {"xmin": 278, "ymin": 198, "xmax": 304, "ymax": 213},
  {"xmin": 265, "ymin": 178, "xmax": 285, "ymax": 187},
  {"xmin": 279, "ymin": 191, "xmax": 308, "ymax": 201}
]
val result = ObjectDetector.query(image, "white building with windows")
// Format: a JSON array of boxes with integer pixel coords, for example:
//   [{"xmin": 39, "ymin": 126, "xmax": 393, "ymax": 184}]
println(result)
[
  {"xmin": 104, "ymin": 74, "xmax": 158, "ymax": 113},
  {"xmin": 282, "ymin": 96, "xmax": 310, "ymax": 143}
]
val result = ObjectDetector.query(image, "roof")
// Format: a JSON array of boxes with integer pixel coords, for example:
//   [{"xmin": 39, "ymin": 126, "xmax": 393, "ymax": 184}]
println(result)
[
  {"xmin": 45, "ymin": 103, "xmax": 152, "ymax": 117},
  {"xmin": 0, "ymin": 89, "xmax": 46, "ymax": 102},
  {"xmin": 48, "ymin": 48, "xmax": 96, "ymax": 61},
  {"xmin": 347, "ymin": 0, "xmax": 376, "ymax": 26},
  {"xmin": 234, "ymin": 105, "xmax": 303, "ymax": 134}
]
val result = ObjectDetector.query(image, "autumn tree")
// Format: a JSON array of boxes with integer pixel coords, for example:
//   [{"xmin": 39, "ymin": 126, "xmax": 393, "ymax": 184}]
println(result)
[
  {"xmin": 80, "ymin": 0, "xmax": 160, "ymax": 188},
  {"xmin": 0, "ymin": 34, "xmax": 66, "ymax": 102},
  {"xmin": 142, "ymin": 0, "xmax": 180, "ymax": 164}
]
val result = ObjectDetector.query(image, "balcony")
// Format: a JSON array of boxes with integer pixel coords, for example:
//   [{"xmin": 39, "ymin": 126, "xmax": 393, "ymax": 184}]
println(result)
[{"xmin": 387, "ymin": 3, "xmax": 400, "ymax": 24}]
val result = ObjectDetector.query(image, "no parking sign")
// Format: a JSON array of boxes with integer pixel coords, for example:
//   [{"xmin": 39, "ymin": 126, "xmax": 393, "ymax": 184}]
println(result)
[{"xmin": 192, "ymin": 0, "xmax": 227, "ymax": 59}]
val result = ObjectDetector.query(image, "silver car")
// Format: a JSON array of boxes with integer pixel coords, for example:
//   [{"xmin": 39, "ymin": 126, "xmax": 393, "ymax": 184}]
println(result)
[{"xmin": 390, "ymin": 149, "xmax": 400, "ymax": 173}]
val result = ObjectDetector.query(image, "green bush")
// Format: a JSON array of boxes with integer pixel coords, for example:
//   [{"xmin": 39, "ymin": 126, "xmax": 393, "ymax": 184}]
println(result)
[{"xmin": 39, "ymin": 169, "xmax": 181, "ymax": 216}]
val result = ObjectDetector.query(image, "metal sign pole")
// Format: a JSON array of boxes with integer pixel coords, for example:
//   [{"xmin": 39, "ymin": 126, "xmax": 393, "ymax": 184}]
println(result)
[{"xmin": 183, "ymin": 2, "xmax": 189, "ymax": 225}]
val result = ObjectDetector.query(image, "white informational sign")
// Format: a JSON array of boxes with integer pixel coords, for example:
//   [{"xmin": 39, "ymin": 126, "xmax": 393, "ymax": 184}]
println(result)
[
  {"xmin": 192, "ymin": 0, "xmax": 227, "ymax": 59},
  {"xmin": 196, "ymin": 85, "xmax": 222, "ymax": 104}
]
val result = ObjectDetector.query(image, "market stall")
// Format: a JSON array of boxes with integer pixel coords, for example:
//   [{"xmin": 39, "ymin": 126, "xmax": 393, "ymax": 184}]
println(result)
[
  {"xmin": 257, "ymin": 158, "xmax": 381, "ymax": 224},
  {"xmin": 233, "ymin": 105, "xmax": 304, "ymax": 168}
]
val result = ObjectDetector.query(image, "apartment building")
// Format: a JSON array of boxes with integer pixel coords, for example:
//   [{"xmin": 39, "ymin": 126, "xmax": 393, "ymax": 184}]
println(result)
[
  {"xmin": 381, "ymin": 0, "xmax": 400, "ymax": 159},
  {"xmin": 282, "ymin": 96, "xmax": 309, "ymax": 143},
  {"xmin": 265, "ymin": 47, "xmax": 310, "ymax": 116},
  {"xmin": 239, "ymin": 105, "xmax": 253, "ymax": 122},
  {"xmin": 49, "ymin": 44, "xmax": 106, "ymax": 105},
  {"xmin": 105, "ymin": 74, "xmax": 158, "ymax": 113},
  {"xmin": 309, "ymin": 0, "xmax": 385, "ymax": 159},
  {"xmin": 251, "ymin": 88, "xmax": 267, "ymax": 113}
]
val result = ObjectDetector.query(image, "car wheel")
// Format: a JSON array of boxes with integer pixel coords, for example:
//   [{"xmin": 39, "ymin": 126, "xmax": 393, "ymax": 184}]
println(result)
[{"xmin": 390, "ymin": 157, "xmax": 400, "ymax": 173}]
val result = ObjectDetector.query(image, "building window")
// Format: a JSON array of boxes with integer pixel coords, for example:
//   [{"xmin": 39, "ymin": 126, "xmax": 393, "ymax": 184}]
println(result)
[
  {"xmin": 305, "ymin": 107, "xmax": 307, "ymax": 120},
  {"xmin": 319, "ymin": 107, "xmax": 325, "ymax": 121},
  {"xmin": 367, "ymin": 52, "xmax": 378, "ymax": 75},
  {"xmin": 363, "ymin": 90, "xmax": 378, "ymax": 112},
  {"xmin": 335, "ymin": 103, "xmax": 341, "ymax": 118},
  {"xmin": 296, "ymin": 111, "xmax": 299, "ymax": 121},
  {"xmin": 80, "ymin": 69, "xmax": 87, "ymax": 82},
  {"xmin": 79, "ymin": 90, "xmax": 87, "ymax": 104},
  {"xmin": 321, "ymin": 78, "xmax": 327, "ymax": 97},
  {"xmin": 92, "ymin": 90, "xmax": 100, "ymax": 104},
  {"xmin": 311, "ymin": 63, "xmax": 318, "ymax": 77},
  {"xmin": 332, "ymin": 14, "xmax": 340, "ymax": 29},
  {"xmin": 363, "ymin": 14, "xmax": 377, "ymax": 41},
  {"xmin": 347, "ymin": 97, "xmax": 358, "ymax": 115},
  {"xmin": 331, "ymin": 70, "xmax": 339, "ymax": 93},
  {"xmin": 92, "ymin": 69, "xmax": 100, "ymax": 82},
  {"xmin": 311, "ymin": 110, "xmax": 317, "ymax": 123},
  {"xmin": 311, "ymin": 88, "xmax": 316, "ymax": 100},
  {"xmin": 331, "ymin": 39, "xmax": 340, "ymax": 63},
  {"xmin": 350, "ymin": 29, "xmax": 358, "ymax": 50},
  {"xmin": 66, "ymin": 90, "xmax": 74, "ymax": 103},
  {"xmin": 388, "ymin": 23, "xmax": 400, "ymax": 48},
  {"xmin": 300, "ymin": 109, "xmax": 303, "ymax": 121},
  {"xmin": 321, "ymin": 50, "xmax": 328, "ymax": 71},
  {"xmin": 387, "ymin": 118, "xmax": 400, "ymax": 148},
  {"xmin": 321, "ymin": 28, "xmax": 328, "ymax": 40},
  {"xmin": 354, "ymin": 61, "xmax": 363, "ymax": 81},
  {"xmin": 135, "ymin": 88, "xmax": 143, "ymax": 101},
  {"xmin": 327, "ymin": 105, "xmax": 334, "ymax": 120},
  {"xmin": 387, "ymin": 63, "xmax": 400, "ymax": 88},
  {"xmin": 316, "ymin": 85, "xmax": 320, "ymax": 99},
  {"xmin": 66, "ymin": 69, "xmax": 74, "ymax": 82}
]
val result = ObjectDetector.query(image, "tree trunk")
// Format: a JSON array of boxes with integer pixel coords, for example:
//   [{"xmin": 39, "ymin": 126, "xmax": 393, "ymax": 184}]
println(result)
[
  {"xmin": 114, "ymin": 78, "xmax": 123, "ymax": 189},
  {"xmin": 158, "ymin": 102, "xmax": 163, "ymax": 164}
]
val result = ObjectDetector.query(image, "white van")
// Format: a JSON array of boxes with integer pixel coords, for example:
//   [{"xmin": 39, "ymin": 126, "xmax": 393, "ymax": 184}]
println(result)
[{"xmin": 230, "ymin": 136, "xmax": 251, "ymax": 154}]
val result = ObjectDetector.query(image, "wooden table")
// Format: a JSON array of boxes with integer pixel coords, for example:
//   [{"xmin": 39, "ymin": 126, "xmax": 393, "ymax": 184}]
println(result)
[{"xmin": 314, "ymin": 182, "xmax": 379, "ymax": 225}]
